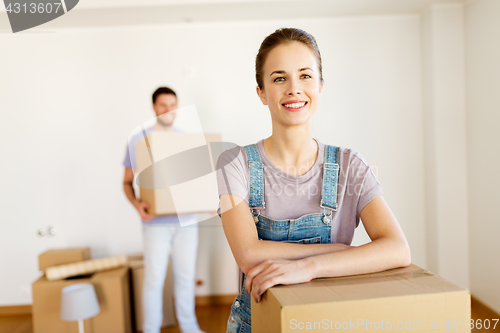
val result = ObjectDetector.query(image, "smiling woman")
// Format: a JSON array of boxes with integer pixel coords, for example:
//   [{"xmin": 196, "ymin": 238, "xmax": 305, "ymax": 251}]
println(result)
[
  {"xmin": 257, "ymin": 41, "xmax": 322, "ymax": 129},
  {"xmin": 215, "ymin": 27, "xmax": 411, "ymax": 333}
]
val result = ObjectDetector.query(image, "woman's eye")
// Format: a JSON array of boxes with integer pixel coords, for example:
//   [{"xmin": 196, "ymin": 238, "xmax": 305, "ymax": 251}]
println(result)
[
  {"xmin": 273, "ymin": 77, "xmax": 285, "ymax": 82},
  {"xmin": 301, "ymin": 74, "xmax": 312, "ymax": 79}
]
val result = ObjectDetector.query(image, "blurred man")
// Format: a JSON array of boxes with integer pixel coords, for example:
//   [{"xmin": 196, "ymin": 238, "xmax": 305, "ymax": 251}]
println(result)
[{"xmin": 122, "ymin": 87, "xmax": 205, "ymax": 333}]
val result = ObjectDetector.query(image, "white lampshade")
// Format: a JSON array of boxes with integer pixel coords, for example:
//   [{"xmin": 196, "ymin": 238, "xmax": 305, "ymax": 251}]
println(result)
[{"xmin": 60, "ymin": 283, "xmax": 101, "ymax": 321}]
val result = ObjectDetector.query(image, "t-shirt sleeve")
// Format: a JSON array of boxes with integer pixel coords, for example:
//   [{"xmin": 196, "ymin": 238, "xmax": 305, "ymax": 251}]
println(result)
[
  {"xmin": 353, "ymin": 152, "xmax": 384, "ymax": 218},
  {"xmin": 123, "ymin": 144, "xmax": 132, "ymax": 169},
  {"xmin": 215, "ymin": 146, "xmax": 249, "ymax": 217}
]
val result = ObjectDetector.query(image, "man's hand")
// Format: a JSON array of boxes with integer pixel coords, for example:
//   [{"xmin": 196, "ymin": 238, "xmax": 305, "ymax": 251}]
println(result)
[{"xmin": 134, "ymin": 201, "xmax": 156, "ymax": 222}]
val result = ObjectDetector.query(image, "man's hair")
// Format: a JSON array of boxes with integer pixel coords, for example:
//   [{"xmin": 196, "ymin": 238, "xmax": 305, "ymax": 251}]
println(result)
[{"xmin": 152, "ymin": 87, "xmax": 177, "ymax": 104}]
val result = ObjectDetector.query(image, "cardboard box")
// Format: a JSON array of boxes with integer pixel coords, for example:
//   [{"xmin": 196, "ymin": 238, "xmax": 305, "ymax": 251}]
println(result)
[
  {"xmin": 32, "ymin": 267, "xmax": 132, "ymax": 333},
  {"xmin": 135, "ymin": 132, "xmax": 221, "ymax": 215},
  {"xmin": 38, "ymin": 247, "xmax": 91, "ymax": 271},
  {"xmin": 252, "ymin": 264, "xmax": 471, "ymax": 333},
  {"xmin": 129, "ymin": 256, "xmax": 176, "ymax": 331}
]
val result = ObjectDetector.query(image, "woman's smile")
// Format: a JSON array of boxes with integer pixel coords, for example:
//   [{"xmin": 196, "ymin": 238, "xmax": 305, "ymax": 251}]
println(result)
[{"xmin": 282, "ymin": 100, "xmax": 308, "ymax": 112}]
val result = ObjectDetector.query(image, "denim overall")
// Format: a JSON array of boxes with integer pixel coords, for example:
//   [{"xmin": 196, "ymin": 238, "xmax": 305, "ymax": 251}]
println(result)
[{"xmin": 226, "ymin": 143, "xmax": 340, "ymax": 333}]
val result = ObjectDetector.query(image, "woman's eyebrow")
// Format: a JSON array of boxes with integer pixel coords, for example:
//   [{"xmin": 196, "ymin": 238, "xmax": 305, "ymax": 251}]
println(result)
[
  {"xmin": 270, "ymin": 70, "xmax": 286, "ymax": 76},
  {"xmin": 270, "ymin": 67, "xmax": 313, "ymax": 76}
]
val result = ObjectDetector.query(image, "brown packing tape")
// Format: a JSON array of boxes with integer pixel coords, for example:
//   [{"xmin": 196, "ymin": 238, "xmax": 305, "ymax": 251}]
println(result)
[{"xmin": 310, "ymin": 269, "xmax": 432, "ymax": 287}]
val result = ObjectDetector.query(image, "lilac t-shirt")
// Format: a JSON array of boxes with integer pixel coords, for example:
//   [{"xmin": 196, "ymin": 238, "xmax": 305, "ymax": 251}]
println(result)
[
  {"xmin": 123, "ymin": 126, "xmax": 196, "ymax": 225},
  {"xmin": 216, "ymin": 138, "xmax": 383, "ymax": 293}
]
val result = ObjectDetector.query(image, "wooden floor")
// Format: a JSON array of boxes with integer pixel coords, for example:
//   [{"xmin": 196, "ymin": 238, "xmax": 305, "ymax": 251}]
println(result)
[
  {"xmin": 1, "ymin": 301, "xmax": 499, "ymax": 333},
  {"xmin": 0, "ymin": 304, "xmax": 232, "ymax": 333},
  {"xmin": 470, "ymin": 297, "xmax": 500, "ymax": 332},
  {"xmin": 159, "ymin": 304, "xmax": 232, "ymax": 333}
]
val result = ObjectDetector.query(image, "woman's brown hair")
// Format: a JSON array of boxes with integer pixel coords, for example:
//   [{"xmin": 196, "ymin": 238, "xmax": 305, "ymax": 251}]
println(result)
[{"xmin": 255, "ymin": 28, "xmax": 323, "ymax": 89}]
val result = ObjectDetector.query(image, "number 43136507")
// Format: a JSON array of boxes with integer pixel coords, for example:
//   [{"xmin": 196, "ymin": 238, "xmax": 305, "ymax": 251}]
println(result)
[{"xmin": 5, "ymin": 3, "xmax": 62, "ymax": 14}]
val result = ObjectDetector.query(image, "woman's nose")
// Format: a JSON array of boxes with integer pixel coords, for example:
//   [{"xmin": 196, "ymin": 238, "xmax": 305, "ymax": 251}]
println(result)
[{"xmin": 286, "ymin": 78, "xmax": 302, "ymax": 95}]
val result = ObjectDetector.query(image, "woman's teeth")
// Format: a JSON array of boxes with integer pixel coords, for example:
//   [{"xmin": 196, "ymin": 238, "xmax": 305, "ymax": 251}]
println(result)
[{"xmin": 284, "ymin": 102, "xmax": 306, "ymax": 108}]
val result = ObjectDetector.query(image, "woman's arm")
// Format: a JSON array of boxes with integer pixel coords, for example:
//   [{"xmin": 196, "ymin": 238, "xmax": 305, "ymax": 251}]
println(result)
[
  {"xmin": 245, "ymin": 195, "xmax": 411, "ymax": 302},
  {"xmin": 220, "ymin": 194, "xmax": 351, "ymax": 274},
  {"xmin": 309, "ymin": 195, "xmax": 411, "ymax": 277}
]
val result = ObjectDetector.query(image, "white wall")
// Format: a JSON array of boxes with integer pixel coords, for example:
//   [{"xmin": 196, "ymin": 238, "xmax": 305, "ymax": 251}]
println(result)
[
  {"xmin": 464, "ymin": 0, "xmax": 500, "ymax": 314},
  {"xmin": 421, "ymin": 3, "xmax": 469, "ymax": 289},
  {"xmin": 1, "ymin": 15, "xmax": 426, "ymax": 305}
]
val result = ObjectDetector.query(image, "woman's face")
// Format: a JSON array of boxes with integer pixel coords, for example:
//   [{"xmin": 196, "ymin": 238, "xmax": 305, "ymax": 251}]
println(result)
[{"xmin": 257, "ymin": 41, "xmax": 323, "ymax": 127}]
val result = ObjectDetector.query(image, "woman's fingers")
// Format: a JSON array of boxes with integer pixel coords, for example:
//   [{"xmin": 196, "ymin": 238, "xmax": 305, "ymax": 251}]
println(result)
[
  {"xmin": 248, "ymin": 260, "xmax": 290, "ymax": 302},
  {"xmin": 250, "ymin": 259, "xmax": 313, "ymax": 302},
  {"xmin": 252, "ymin": 272, "xmax": 285, "ymax": 303},
  {"xmin": 245, "ymin": 259, "xmax": 272, "ymax": 293}
]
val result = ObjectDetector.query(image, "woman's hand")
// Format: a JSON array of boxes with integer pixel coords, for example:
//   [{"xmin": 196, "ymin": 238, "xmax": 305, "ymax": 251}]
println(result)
[{"xmin": 245, "ymin": 257, "xmax": 316, "ymax": 303}]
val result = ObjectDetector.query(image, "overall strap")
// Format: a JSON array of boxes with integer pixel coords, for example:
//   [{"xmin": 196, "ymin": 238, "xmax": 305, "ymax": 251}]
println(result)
[
  {"xmin": 243, "ymin": 144, "xmax": 265, "ymax": 209},
  {"xmin": 320, "ymin": 145, "xmax": 340, "ymax": 211}
]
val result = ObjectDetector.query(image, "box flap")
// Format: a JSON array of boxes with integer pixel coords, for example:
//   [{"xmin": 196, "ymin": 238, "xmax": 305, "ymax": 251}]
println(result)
[{"xmin": 38, "ymin": 247, "xmax": 91, "ymax": 271}]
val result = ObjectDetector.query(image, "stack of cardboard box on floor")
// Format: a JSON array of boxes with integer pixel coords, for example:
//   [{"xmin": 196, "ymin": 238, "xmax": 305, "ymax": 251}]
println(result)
[
  {"xmin": 32, "ymin": 248, "xmax": 176, "ymax": 333},
  {"xmin": 32, "ymin": 248, "xmax": 132, "ymax": 333}
]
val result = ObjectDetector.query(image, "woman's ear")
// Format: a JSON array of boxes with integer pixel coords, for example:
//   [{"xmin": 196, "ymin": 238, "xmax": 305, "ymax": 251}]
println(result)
[
  {"xmin": 256, "ymin": 85, "xmax": 268, "ymax": 105},
  {"xmin": 319, "ymin": 80, "xmax": 324, "ymax": 94}
]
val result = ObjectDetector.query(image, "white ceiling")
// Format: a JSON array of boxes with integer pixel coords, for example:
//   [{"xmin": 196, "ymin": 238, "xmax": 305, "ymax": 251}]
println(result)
[
  {"xmin": 0, "ymin": 0, "xmax": 468, "ymax": 29},
  {"xmin": 71, "ymin": 0, "xmax": 309, "ymax": 9},
  {"xmin": 69, "ymin": 0, "xmax": 467, "ymax": 11}
]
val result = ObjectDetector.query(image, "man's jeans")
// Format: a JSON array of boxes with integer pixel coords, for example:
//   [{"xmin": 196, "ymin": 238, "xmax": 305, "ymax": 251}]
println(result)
[{"xmin": 142, "ymin": 222, "xmax": 200, "ymax": 333}]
